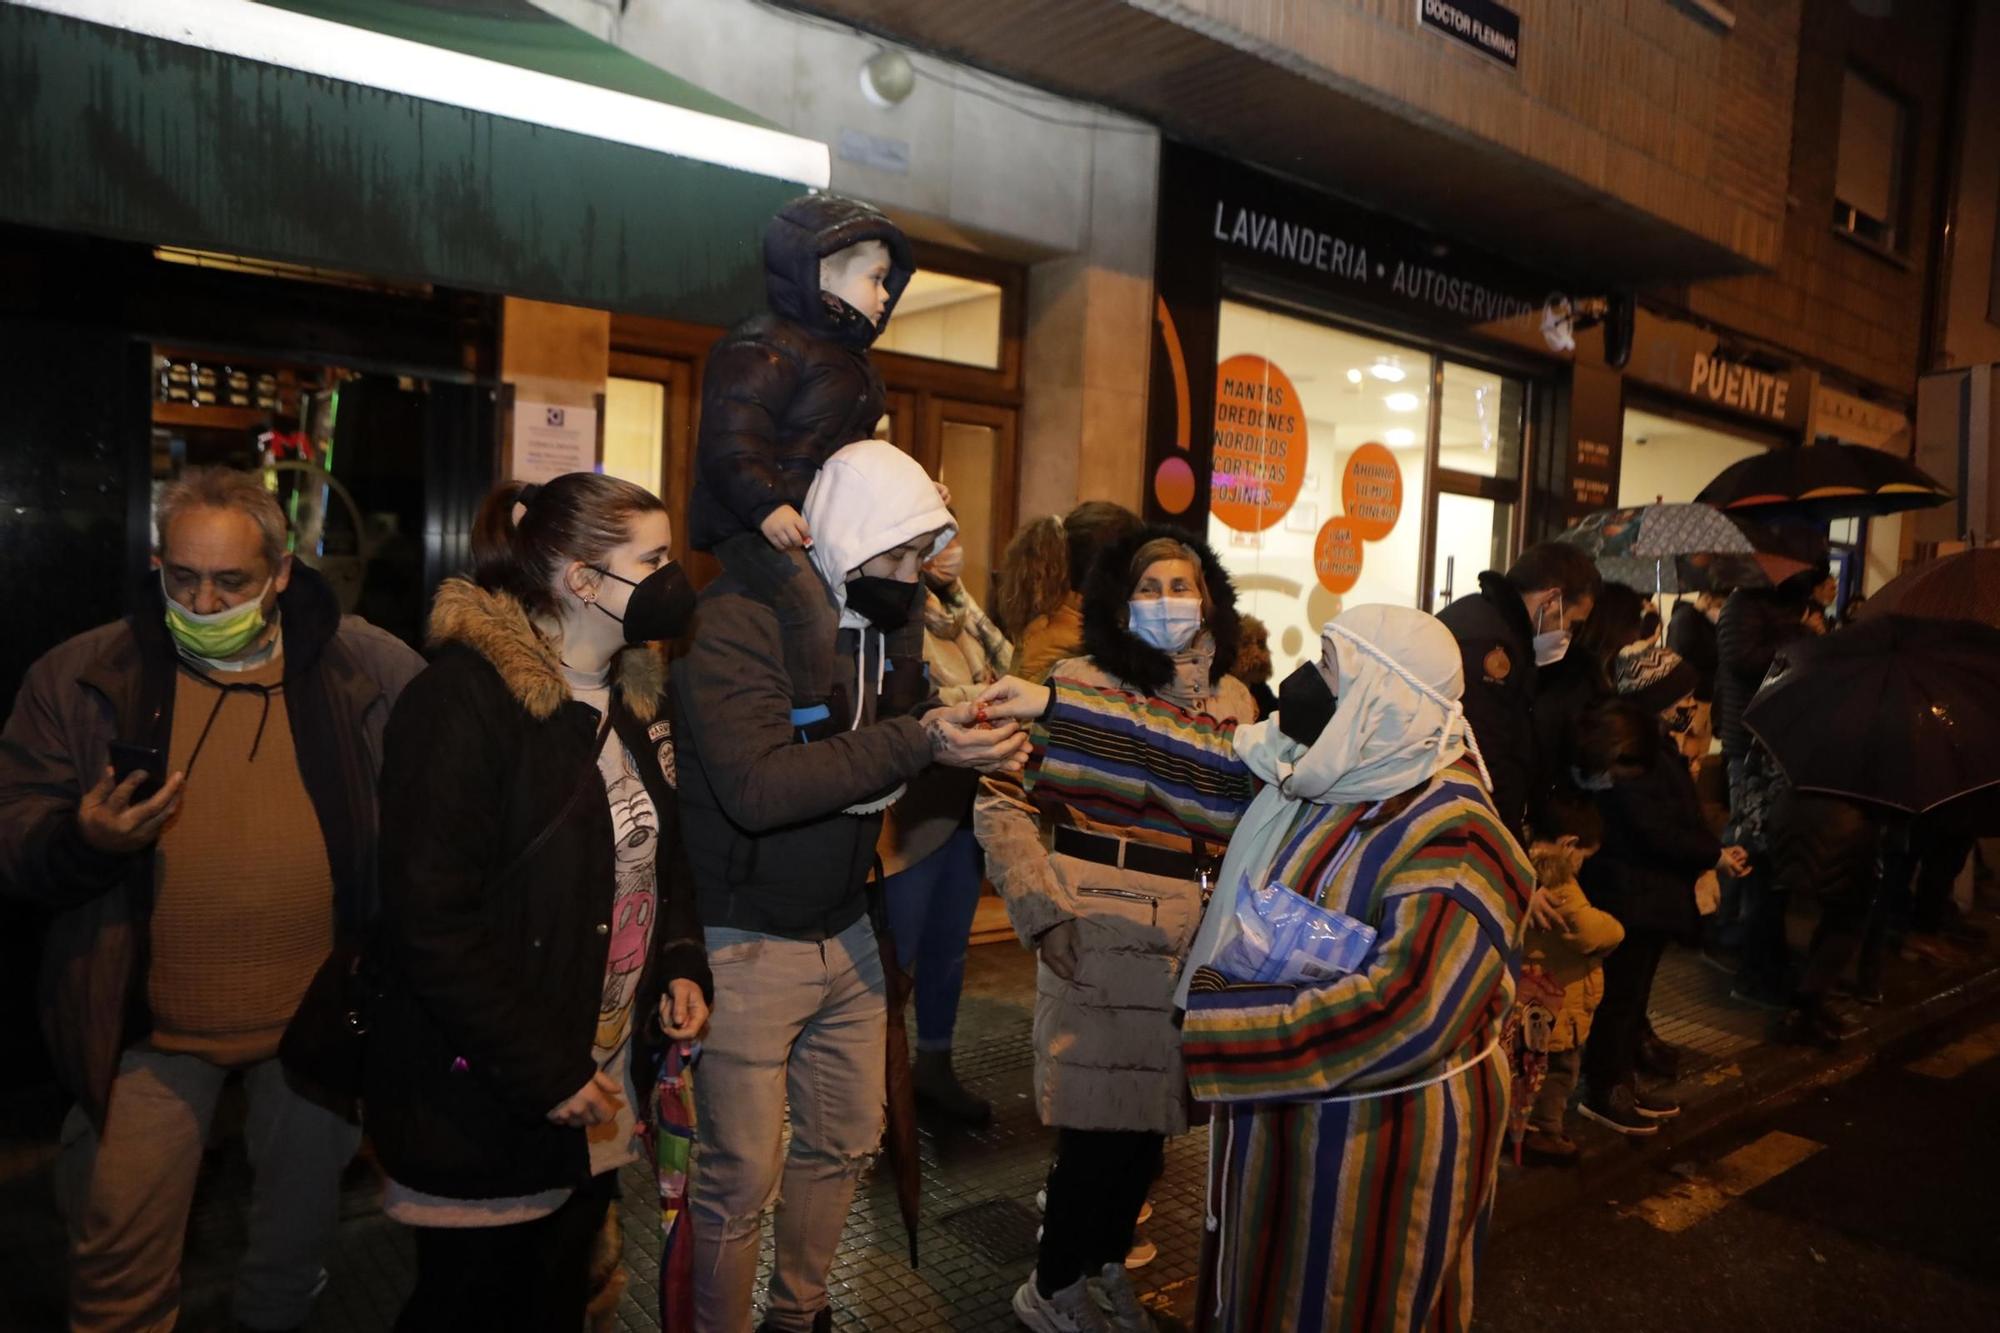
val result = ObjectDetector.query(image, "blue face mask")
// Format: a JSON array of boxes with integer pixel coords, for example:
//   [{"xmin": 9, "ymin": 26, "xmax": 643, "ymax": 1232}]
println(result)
[{"xmin": 1127, "ymin": 596, "xmax": 1203, "ymax": 653}]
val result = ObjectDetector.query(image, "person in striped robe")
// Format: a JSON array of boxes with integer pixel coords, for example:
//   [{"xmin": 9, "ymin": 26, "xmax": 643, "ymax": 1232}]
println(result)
[{"xmin": 1178, "ymin": 605, "xmax": 1533, "ymax": 1333}]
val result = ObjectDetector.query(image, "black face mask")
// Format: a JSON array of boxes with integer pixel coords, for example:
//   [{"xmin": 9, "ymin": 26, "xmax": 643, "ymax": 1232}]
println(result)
[
  {"xmin": 1277, "ymin": 661, "xmax": 1338, "ymax": 747},
  {"xmin": 590, "ymin": 562, "xmax": 696, "ymax": 644},
  {"xmin": 845, "ymin": 575, "xmax": 922, "ymax": 633}
]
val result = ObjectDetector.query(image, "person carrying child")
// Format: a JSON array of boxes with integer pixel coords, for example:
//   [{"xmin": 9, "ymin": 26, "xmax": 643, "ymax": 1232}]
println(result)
[{"xmin": 691, "ymin": 193, "xmax": 916, "ymax": 738}]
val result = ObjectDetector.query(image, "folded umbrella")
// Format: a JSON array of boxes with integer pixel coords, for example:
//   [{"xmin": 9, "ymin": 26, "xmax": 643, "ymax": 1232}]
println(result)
[
  {"xmin": 1854, "ymin": 548, "xmax": 2000, "ymax": 630},
  {"xmin": 1698, "ymin": 441, "xmax": 1950, "ymax": 522},
  {"xmin": 1742, "ymin": 615, "xmax": 2000, "ymax": 833}
]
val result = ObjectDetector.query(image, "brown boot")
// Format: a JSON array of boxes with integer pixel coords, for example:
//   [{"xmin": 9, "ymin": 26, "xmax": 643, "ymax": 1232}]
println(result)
[{"xmin": 1522, "ymin": 1129, "xmax": 1580, "ymax": 1165}]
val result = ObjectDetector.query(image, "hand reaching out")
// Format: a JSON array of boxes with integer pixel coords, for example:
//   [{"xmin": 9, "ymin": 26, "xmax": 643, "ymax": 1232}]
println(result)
[
  {"xmin": 976, "ymin": 675, "xmax": 1053, "ymax": 723},
  {"xmin": 925, "ymin": 712, "xmax": 1029, "ymax": 773}
]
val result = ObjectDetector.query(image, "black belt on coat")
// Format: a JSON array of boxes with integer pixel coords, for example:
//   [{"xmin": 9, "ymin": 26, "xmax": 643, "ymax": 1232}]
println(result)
[{"xmin": 1052, "ymin": 824, "xmax": 1210, "ymax": 882}]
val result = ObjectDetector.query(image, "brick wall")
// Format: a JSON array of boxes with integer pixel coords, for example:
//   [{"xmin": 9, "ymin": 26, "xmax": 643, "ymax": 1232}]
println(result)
[
  {"xmin": 1185, "ymin": 0, "xmax": 1802, "ymax": 270},
  {"xmin": 1668, "ymin": 0, "xmax": 1958, "ymax": 395}
]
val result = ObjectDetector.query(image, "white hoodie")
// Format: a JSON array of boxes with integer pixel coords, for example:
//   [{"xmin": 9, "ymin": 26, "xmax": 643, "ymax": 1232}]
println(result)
[{"xmin": 803, "ymin": 441, "xmax": 955, "ymax": 810}]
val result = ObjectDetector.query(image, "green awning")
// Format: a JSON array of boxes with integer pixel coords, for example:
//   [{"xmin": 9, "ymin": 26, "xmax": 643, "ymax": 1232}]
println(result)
[{"xmin": 0, "ymin": 0, "xmax": 828, "ymax": 322}]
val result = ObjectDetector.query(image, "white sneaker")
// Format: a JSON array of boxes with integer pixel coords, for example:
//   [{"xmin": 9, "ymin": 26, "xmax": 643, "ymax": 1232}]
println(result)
[
  {"xmin": 1014, "ymin": 1273, "xmax": 1116, "ymax": 1333},
  {"xmin": 1089, "ymin": 1262, "xmax": 1157, "ymax": 1332},
  {"xmin": 1036, "ymin": 1187, "xmax": 1048, "ymax": 1212},
  {"xmin": 1123, "ymin": 1236, "xmax": 1158, "ymax": 1269}
]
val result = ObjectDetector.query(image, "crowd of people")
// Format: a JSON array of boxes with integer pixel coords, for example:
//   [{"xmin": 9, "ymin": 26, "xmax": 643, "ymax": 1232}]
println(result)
[{"xmin": 0, "ymin": 190, "xmax": 1985, "ymax": 1333}]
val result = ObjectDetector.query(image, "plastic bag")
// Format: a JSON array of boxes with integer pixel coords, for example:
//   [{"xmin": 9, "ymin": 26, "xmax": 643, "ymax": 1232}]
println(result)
[{"xmin": 1211, "ymin": 877, "xmax": 1378, "ymax": 985}]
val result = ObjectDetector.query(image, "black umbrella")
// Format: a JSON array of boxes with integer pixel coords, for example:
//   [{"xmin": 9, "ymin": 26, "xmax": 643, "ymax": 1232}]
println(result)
[
  {"xmin": 1854, "ymin": 548, "xmax": 2000, "ymax": 630},
  {"xmin": 1743, "ymin": 615, "xmax": 2000, "ymax": 833},
  {"xmin": 1698, "ymin": 441, "xmax": 1951, "ymax": 522}
]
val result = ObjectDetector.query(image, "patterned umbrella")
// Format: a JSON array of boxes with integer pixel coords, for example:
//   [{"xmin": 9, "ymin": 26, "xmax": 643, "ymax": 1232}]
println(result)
[
  {"xmin": 1697, "ymin": 441, "xmax": 1951, "ymax": 522},
  {"xmin": 643, "ymin": 1041, "xmax": 700, "ymax": 1331},
  {"xmin": 1556, "ymin": 503, "xmax": 1759, "ymax": 595},
  {"xmin": 1854, "ymin": 548, "xmax": 2000, "ymax": 630}
]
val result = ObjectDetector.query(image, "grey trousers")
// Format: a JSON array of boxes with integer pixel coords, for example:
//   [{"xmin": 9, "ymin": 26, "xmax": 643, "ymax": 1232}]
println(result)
[
  {"xmin": 54, "ymin": 1047, "xmax": 359, "ymax": 1333},
  {"xmin": 690, "ymin": 917, "xmax": 887, "ymax": 1333}
]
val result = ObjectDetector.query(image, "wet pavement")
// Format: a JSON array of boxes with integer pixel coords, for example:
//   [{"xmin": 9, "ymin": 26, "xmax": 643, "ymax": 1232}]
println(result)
[{"xmin": 1, "ymin": 911, "xmax": 1996, "ymax": 1332}]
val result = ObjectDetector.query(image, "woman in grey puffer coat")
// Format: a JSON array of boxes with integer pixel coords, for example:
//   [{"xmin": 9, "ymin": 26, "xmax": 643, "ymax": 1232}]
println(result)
[{"xmin": 974, "ymin": 524, "xmax": 1257, "ymax": 1333}]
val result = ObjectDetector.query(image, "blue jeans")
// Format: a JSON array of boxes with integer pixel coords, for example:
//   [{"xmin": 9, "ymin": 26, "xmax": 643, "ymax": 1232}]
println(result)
[{"xmin": 882, "ymin": 823, "xmax": 984, "ymax": 1051}]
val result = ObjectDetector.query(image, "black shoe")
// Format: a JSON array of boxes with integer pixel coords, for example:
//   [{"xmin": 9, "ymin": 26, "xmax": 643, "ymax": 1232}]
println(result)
[
  {"xmin": 1699, "ymin": 945, "xmax": 1742, "ymax": 977},
  {"xmin": 1631, "ymin": 1085, "xmax": 1681, "ymax": 1119},
  {"xmin": 1779, "ymin": 1001, "xmax": 1864, "ymax": 1051},
  {"xmin": 1836, "ymin": 977, "xmax": 1886, "ymax": 1007},
  {"xmin": 1636, "ymin": 1035, "xmax": 1683, "ymax": 1080},
  {"xmin": 1577, "ymin": 1086, "xmax": 1660, "ymax": 1137},
  {"xmin": 757, "ymin": 1310, "xmax": 833, "ymax": 1333},
  {"xmin": 1730, "ymin": 975, "xmax": 1792, "ymax": 1012},
  {"xmin": 914, "ymin": 1048, "xmax": 992, "ymax": 1126}
]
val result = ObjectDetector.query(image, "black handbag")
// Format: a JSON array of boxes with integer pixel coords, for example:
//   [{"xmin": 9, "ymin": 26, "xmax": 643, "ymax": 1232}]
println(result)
[{"xmin": 279, "ymin": 715, "xmax": 613, "ymax": 1114}]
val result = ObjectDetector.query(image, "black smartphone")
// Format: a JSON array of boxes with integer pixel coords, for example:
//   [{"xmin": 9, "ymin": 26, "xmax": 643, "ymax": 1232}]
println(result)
[{"xmin": 108, "ymin": 741, "xmax": 166, "ymax": 802}]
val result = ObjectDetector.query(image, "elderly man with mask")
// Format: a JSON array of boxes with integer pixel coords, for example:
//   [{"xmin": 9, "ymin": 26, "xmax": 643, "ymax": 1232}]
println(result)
[
  {"xmin": 1177, "ymin": 605, "xmax": 1534, "ymax": 1333},
  {"xmin": 673, "ymin": 440, "xmax": 1028, "ymax": 1333},
  {"xmin": 0, "ymin": 465, "xmax": 423, "ymax": 1331}
]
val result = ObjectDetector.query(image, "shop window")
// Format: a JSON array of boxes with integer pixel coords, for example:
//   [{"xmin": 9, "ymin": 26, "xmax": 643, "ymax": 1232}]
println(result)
[
  {"xmin": 1833, "ymin": 69, "xmax": 1909, "ymax": 252},
  {"xmin": 1429, "ymin": 361, "xmax": 1526, "ymax": 613},
  {"xmin": 873, "ymin": 271, "xmax": 1005, "ymax": 370},
  {"xmin": 1210, "ymin": 302, "xmax": 1431, "ymax": 671},
  {"xmin": 1618, "ymin": 407, "xmax": 1769, "ymax": 507}
]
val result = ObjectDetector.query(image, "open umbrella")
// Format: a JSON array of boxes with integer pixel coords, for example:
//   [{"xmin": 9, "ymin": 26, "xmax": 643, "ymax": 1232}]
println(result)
[
  {"xmin": 1853, "ymin": 548, "xmax": 2000, "ymax": 629},
  {"xmin": 1557, "ymin": 502, "xmax": 1759, "ymax": 595},
  {"xmin": 1742, "ymin": 615, "xmax": 2000, "ymax": 831},
  {"xmin": 1697, "ymin": 441, "xmax": 1951, "ymax": 522}
]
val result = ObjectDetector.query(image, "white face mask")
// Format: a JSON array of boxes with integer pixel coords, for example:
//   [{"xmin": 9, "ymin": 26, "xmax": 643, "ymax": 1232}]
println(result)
[
  {"xmin": 1532, "ymin": 593, "xmax": 1570, "ymax": 667},
  {"xmin": 1128, "ymin": 596, "xmax": 1203, "ymax": 653}
]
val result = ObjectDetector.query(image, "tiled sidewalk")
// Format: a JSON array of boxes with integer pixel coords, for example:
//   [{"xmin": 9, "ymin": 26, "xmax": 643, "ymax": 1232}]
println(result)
[{"xmin": 1, "ymin": 915, "xmax": 1991, "ymax": 1332}]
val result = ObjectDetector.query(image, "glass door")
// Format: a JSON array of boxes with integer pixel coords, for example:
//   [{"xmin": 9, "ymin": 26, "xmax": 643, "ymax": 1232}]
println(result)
[{"xmin": 1427, "ymin": 360, "xmax": 1527, "ymax": 613}]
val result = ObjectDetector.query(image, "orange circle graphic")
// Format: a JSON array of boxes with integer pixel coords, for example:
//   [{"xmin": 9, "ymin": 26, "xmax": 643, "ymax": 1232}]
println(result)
[
  {"xmin": 1153, "ymin": 456, "xmax": 1196, "ymax": 514},
  {"xmin": 1314, "ymin": 519, "xmax": 1364, "ymax": 594},
  {"xmin": 1341, "ymin": 443, "xmax": 1404, "ymax": 542},
  {"xmin": 1210, "ymin": 355, "xmax": 1307, "ymax": 532}
]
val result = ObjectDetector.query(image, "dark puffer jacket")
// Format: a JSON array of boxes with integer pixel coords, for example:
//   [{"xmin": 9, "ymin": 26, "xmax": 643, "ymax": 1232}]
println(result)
[
  {"xmin": 1714, "ymin": 588, "xmax": 1807, "ymax": 761},
  {"xmin": 363, "ymin": 582, "xmax": 710, "ymax": 1199},
  {"xmin": 689, "ymin": 194, "xmax": 915, "ymax": 550},
  {"xmin": 1437, "ymin": 571, "xmax": 1539, "ymax": 836},
  {"xmin": 1078, "ymin": 524, "xmax": 1242, "ymax": 699},
  {"xmin": 1580, "ymin": 734, "xmax": 1718, "ymax": 940}
]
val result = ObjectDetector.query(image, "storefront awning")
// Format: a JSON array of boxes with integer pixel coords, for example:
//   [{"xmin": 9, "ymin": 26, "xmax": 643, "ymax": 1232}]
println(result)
[{"xmin": 0, "ymin": 0, "xmax": 830, "ymax": 322}]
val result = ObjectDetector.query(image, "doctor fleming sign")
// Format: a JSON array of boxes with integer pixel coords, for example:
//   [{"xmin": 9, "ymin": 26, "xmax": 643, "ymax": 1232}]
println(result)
[{"xmin": 1689, "ymin": 351, "xmax": 1791, "ymax": 422}]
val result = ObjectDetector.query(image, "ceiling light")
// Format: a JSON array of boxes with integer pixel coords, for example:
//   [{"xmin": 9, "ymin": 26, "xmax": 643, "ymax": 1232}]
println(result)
[
  {"xmin": 1345, "ymin": 368, "xmax": 1364, "ymax": 385},
  {"xmin": 860, "ymin": 49, "xmax": 917, "ymax": 108},
  {"xmin": 1384, "ymin": 392, "xmax": 1422, "ymax": 413},
  {"xmin": 1368, "ymin": 361, "xmax": 1406, "ymax": 383},
  {"xmin": 1384, "ymin": 428, "xmax": 1416, "ymax": 447},
  {"xmin": 19, "ymin": 0, "xmax": 831, "ymax": 186}
]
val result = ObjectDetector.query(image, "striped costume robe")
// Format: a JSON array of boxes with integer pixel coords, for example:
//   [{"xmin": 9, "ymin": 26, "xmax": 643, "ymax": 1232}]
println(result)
[{"xmin": 1182, "ymin": 761, "xmax": 1532, "ymax": 1333}]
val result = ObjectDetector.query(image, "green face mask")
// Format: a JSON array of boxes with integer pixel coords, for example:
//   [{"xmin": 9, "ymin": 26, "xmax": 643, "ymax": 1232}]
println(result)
[{"xmin": 163, "ymin": 575, "xmax": 272, "ymax": 659}]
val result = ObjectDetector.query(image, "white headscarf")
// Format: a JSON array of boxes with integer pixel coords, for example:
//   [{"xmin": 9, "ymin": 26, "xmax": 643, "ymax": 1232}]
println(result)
[
  {"xmin": 1267, "ymin": 603, "xmax": 1488, "ymax": 803},
  {"xmin": 1176, "ymin": 604, "xmax": 1489, "ymax": 1006}
]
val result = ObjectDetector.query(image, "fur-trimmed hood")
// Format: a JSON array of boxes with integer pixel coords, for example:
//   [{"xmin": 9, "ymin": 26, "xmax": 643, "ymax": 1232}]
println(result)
[
  {"xmin": 425, "ymin": 578, "xmax": 668, "ymax": 723},
  {"xmin": 1081, "ymin": 524, "xmax": 1241, "ymax": 698}
]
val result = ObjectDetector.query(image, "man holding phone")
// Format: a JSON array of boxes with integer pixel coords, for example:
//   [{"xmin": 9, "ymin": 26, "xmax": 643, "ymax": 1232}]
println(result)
[{"xmin": 0, "ymin": 466, "xmax": 422, "ymax": 1333}]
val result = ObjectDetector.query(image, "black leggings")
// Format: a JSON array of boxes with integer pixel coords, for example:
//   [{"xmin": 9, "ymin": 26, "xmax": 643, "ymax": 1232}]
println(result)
[
  {"xmin": 1037, "ymin": 1128, "xmax": 1163, "ymax": 1294},
  {"xmin": 394, "ymin": 1172, "xmax": 617, "ymax": 1332},
  {"xmin": 1583, "ymin": 928, "xmax": 1669, "ymax": 1094}
]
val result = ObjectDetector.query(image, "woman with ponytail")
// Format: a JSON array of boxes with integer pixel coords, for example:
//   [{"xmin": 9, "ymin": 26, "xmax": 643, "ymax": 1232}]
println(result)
[
  {"xmin": 997, "ymin": 501, "xmax": 1140, "ymax": 683},
  {"xmin": 365, "ymin": 473, "xmax": 712, "ymax": 1329}
]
